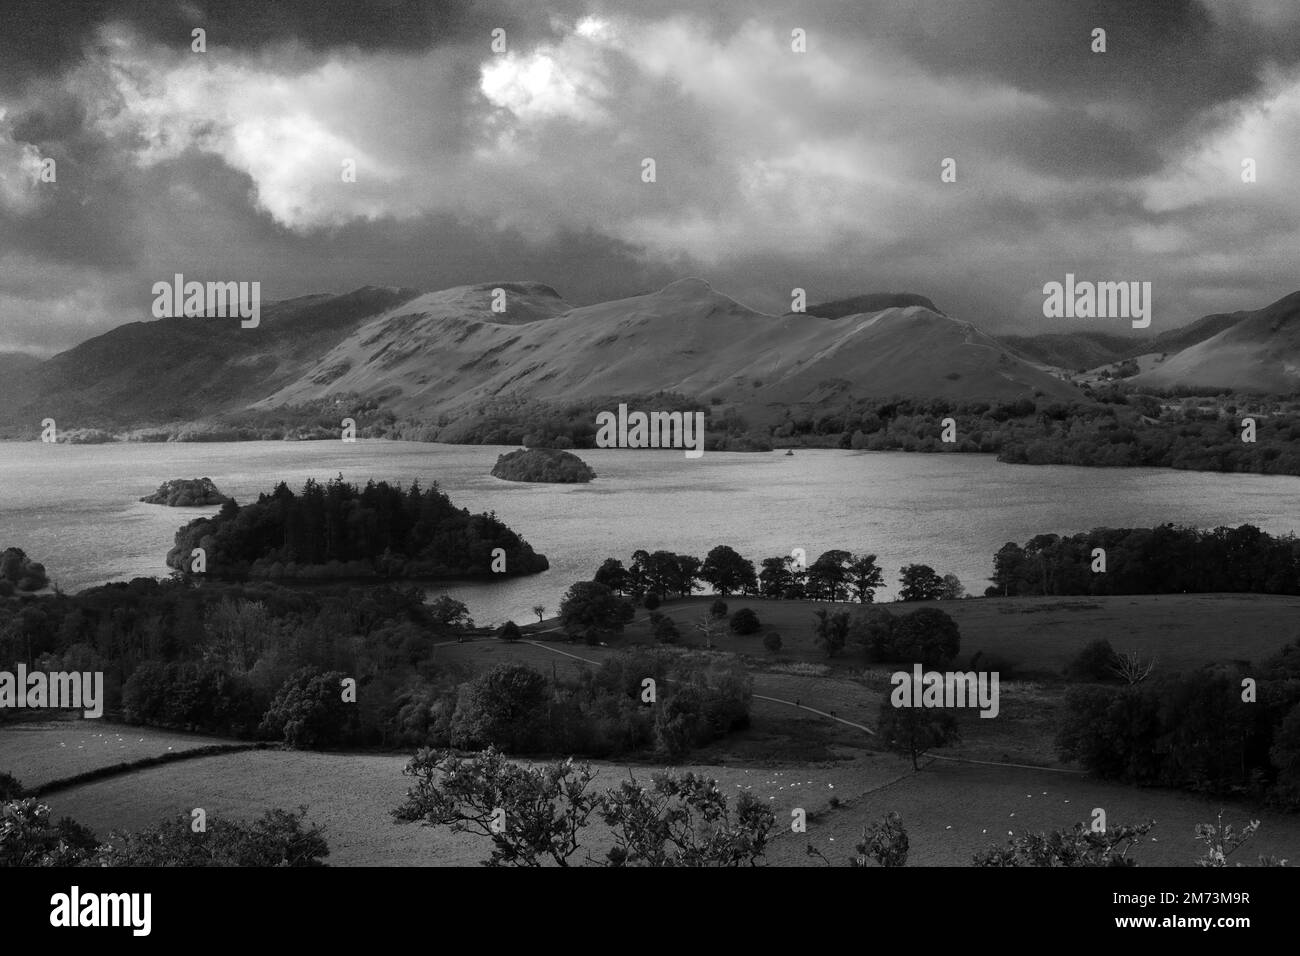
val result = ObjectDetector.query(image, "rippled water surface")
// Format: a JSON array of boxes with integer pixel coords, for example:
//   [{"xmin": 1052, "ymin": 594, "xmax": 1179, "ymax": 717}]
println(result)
[{"xmin": 2, "ymin": 440, "xmax": 1297, "ymax": 623}]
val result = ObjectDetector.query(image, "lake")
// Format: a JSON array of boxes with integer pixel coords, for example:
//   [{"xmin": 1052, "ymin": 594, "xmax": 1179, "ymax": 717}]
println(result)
[{"xmin": 1, "ymin": 440, "xmax": 1298, "ymax": 624}]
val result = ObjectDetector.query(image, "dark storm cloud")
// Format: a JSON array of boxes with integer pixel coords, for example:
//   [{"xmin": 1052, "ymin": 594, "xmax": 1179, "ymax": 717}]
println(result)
[
  {"xmin": 811, "ymin": 0, "xmax": 1295, "ymax": 127},
  {"xmin": 0, "ymin": 108, "xmax": 142, "ymax": 270},
  {"xmin": 981, "ymin": 106, "xmax": 1166, "ymax": 179},
  {"xmin": 0, "ymin": 0, "xmax": 587, "ymax": 91},
  {"xmin": 3, "ymin": 0, "xmax": 1299, "ymax": 354}
]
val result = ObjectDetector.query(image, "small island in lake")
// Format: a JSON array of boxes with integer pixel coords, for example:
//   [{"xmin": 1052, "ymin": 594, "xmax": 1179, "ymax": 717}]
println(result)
[
  {"xmin": 141, "ymin": 477, "xmax": 232, "ymax": 506},
  {"xmin": 165, "ymin": 475, "xmax": 549, "ymax": 579},
  {"xmin": 491, "ymin": 447, "xmax": 596, "ymax": 483}
]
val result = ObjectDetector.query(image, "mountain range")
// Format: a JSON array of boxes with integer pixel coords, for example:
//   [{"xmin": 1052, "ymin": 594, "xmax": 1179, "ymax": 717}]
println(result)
[{"xmin": 1, "ymin": 279, "xmax": 1296, "ymax": 438}]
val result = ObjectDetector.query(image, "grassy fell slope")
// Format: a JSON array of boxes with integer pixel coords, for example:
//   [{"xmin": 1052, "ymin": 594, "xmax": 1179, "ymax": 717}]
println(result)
[
  {"xmin": 258, "ymin": 277, "xmax": 1080, "ymax": 422},
  {"xmin": 2, "ymin": 278, "xmax": 1081, "ymax": 434},
  {"xmin": 1135, "ymin": 291, "xmax": 1300, "ymax": 392},
  {"xmin": 0, "ymin": 286, "xmax": 422, "ymax": 427}
]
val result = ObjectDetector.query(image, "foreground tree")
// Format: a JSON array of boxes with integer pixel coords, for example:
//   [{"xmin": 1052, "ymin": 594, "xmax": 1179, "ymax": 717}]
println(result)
[
  {"xmin": 972, "ymin": 820, "xmax": 1154, "ymax": 867},
  {"xmin": 427, "ymin": 595, "xmax": 474, "ymax": 629},
  {"xmin": 938, "ymin": 573, "xmax": 965, "ymax": 600},
  {"xmin": 393, "ymin": 748, "xmax": 599, "ymax": 867},
  {"xmin": 259, "ymin": 668, "xmax": 355, "ymax": 748},
  {"xmin": 729, "ymin": 607, "xmax": 761, "ymax": 635},
  {"xmin": 640, "ymin": 551, "xmax": 702, "ymax": 598},
  {"xmin": 1194, "ymin": 812, "xmax": 1287, "ymax": 867},
  {"xmin": 650, "ymin": 612, "xmax": 681, "ymax": 644},
  {"xmin": 699, "ymin": 545, "xmax": 757, "ymax": 597},
  {"xmin": 558, "ymin": 581, "xmax": 635, "ymax": 644},
  {"xmin": 813, "ymin": 609, "xmax": 851, "ymax": 657},
  {"xmin": 2, "ymin": 801, "xmax": 327, "ymax": 867},
  {"xmin": 889, "ymin": 607, "xmax": 961, "ymax": 667},
  {"xmin": 990, "ymin": 542, "xmax": 1026, "ymax": 596},
  {"xmin": 758, "ymin": 555, "xmax": 801, "ymax": 599},
  {"xmin": 876, "ymin": 698, "xmax": 960, "ymax": 770},
  {"xmin": 95, "ymin": 807, "xmax": 329, "ymax": 867},
  {"xmin": 0, "ymin": 800, "xmax": 98, "ymax": 867},
  {"xmin": 851, "ymin": 811, "xmax": 909, "ymax": 867},
  {"xmin": 1109, "ymin": 649, "xmax": 1157, "ymax": 685},
  {"xmin": 693, "ymin": 613, "xmax": 725, "ymax": 650},
  {"xmin": 847, "ymin": 553, "xmax": 885, "ymax": 603},
  {"xmin": 852, "ymin": 606, "xmax": 896, "ymax": 661},
  {"xmin": 593, "ymin": 558, "xmax": 631, "ymax": 595},
  {"xmin": 393, "ymin": 749, "xmax": 775, "ymax": 867},
  {"xmin": 807, "ymin": 550, "xmax": 853, "ymax": 601},
  {"xmin": 449, "ymin": 663, "xmax": 549, "ymax": 752},
  {"xmin": 601, "ymin": 772, "xmax": 775, "ymax": 867},
  {"xmin": 898, "ymin": 564, "xmax": 944, "ymax": 602}
]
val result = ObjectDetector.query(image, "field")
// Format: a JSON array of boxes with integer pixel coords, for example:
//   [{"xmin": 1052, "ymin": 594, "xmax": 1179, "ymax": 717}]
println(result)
[
  {"xmin": 0, "ymin": 720, "xmax": 248, "ymax": 790},
  {"xmin": 5, "ymin": 591, "xmax": 1299, "ymax": 866},
  {"xmin": 607, "ymin": 592, "xmax": 1300, "ymax": 675},
  {"xmin": 27, "ymin": 733, "xmax": 1300, "ymax": 867}
]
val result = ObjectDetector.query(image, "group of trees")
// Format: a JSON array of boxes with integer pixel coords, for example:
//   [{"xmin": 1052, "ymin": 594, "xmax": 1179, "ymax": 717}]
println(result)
[
  {"xmin": 558, "ymin": 581, "xmax": 637, "ymax": 644},
  {"xmin": 0, "ymin": 548, "xmax": 48, "ymax": 595},
  {"xmin": 165, "ymin": 475, "xmax": 549, "ymax": 581},
  {"xmin": 0, "ymin": 574, "xmax": 473, "ymax": 745},
  {"xmin": 442, "ymin": 653, "xmax": 751, "ymax": 760},
  {"xmin": 805, "ymin": 605, "xmax": 961, "ymax": 665},
  {"xmin": 0, "ymin": 562, "xmax": 752, "ymax": 761},
  {"xmin": 592, "ymin": 546, "xmax": 961, "ymax": 604},
  {"xmin": 972, "ymin": 821, "xmax": 1154, "ymax": 867},
  {"xmin": 0, "ymin": 795, "xmax": 328, "ymax": 867},
  {"xmin": 1056, "ymin": 636, "xmax": 1300, "ymax": 808},
  {"xmin": 776, "ymin": 390, "xmax": 1300, "ymax": 478},
  {"xmin": 757, "ymin": 551, "xmax": 890, "ymax": 602},
  {"xmin": 989, "ymin": 523, "xmax": 1300, "ymax": 597},
  {"xmin": 998, "ymin": 403, "xmax": 1300, "ymax": 476}
]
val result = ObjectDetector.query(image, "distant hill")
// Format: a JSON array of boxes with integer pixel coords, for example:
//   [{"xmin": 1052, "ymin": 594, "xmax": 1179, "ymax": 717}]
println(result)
[
  {"xmin": 0, "ymin": 286, "xmax": 423, "ymax": 428},
  {"xmin": 796, "ymin": 292, "xmax": 944, "ymax": 319},
  {"xmin": 1000, "ymin": 331, "xmax": 1138, "ymax": 371},
  {"xmin": 1143, "ymin": 310, "xmax": 1246, "ymax": 357},
  {"xmin": 257, "ymin": 278, "xmax": 1078, "ymax": 424},
  {"xmin": 1001, "ymin": 310, "xmax": 1250, "ymax": 373},
  {"xmin": 1134, "ymin": 291, "xmax": 1300, "ymax": 392},
  {"xmin": 0, "ymin": 277, "xmax": 1081, "ymax": 438}
]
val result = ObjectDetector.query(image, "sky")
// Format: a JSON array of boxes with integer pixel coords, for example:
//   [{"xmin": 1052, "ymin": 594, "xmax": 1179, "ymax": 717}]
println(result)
[{"xmin": 2, "ymin": 0, "xmax": 1299, "ymax": 355}]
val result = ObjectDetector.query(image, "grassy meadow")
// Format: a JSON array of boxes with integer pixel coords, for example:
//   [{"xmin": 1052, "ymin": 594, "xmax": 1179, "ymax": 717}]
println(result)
[{"xmin": 5, "ymin": 591, "xmax": 1299, "ymax": 866}]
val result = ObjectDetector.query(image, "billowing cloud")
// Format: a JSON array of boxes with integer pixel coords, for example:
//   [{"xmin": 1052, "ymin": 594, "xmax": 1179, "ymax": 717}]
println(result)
[{"xmin": 2, "ymin": 0, "xmax": 1300, "ymax": 354}]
